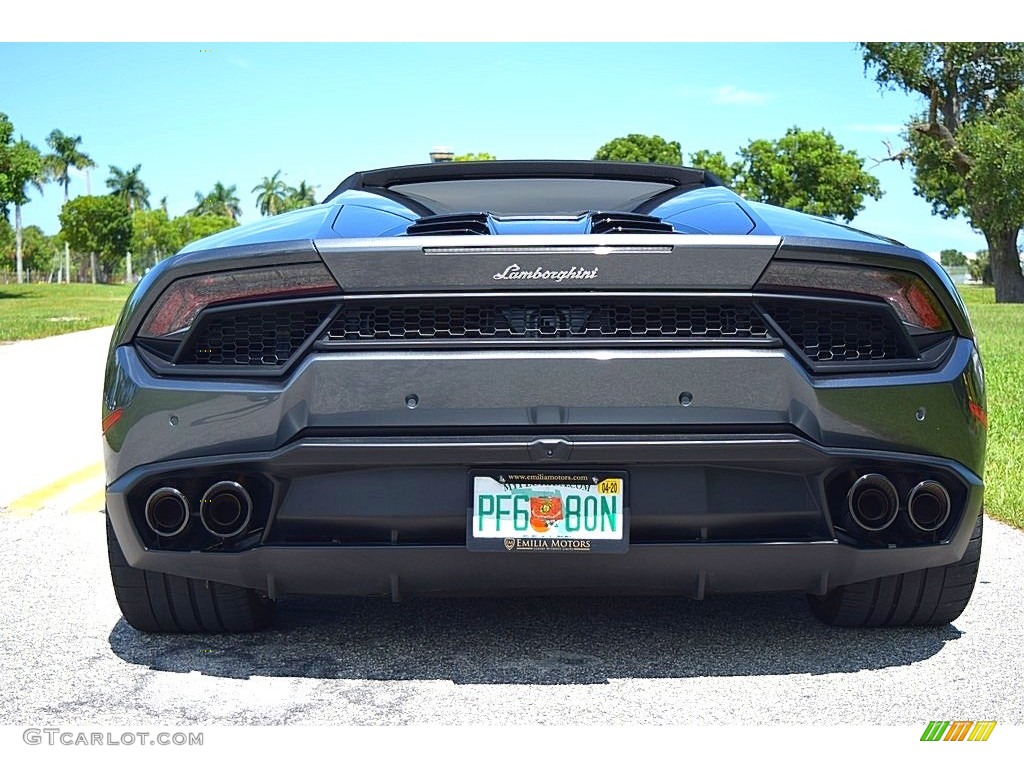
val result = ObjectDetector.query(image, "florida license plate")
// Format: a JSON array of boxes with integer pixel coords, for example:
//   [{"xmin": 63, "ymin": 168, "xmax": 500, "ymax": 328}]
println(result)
[{"xmin": 468, "ymin": 471, "xmax": 628, "ymax": 553}]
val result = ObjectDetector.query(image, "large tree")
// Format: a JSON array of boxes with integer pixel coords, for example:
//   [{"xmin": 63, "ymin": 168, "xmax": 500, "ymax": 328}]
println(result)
[
  {"xmin": 734, "ymin": 128, "xmax": 882, "ymax": 221},
  {"xmin": 594, "ymin": 134, "xmax": 682, "ymax": 165},
  {"xmin": 0, "ymin": 127, "xmax": 45, "ymax": 284},
  {"xmin": 688, "ymin": 149, "xmax": 742, "ymax": 187},
  {"xmin": 190, "ymin": 182, "xmax": 241, "ymax": 221},
  {"xmin": 0, "ymin": 215, "xmax": 14, "ymax": 271},
  {"xmin": 106, "ymin": 164, "xmax": 150, "ymax": 282},
  {"xmin": 44, "ymin": 129, "xmax": 95, "ymax": 283},
  {"xmin": 283, "ymin": 180, "xmax": 317, "ymax": 212},
  {"xmin": 59, "ymin": 195, "xmax": 133, "ymax": 284},
  {"xmin": 131, "ymin": 209, "xmax": 183, "ymax": 269},
  {"xmin": 861, "ymin": 42, "xmax": 1024, "ymax": 303},
  {"xmin": 17, "ymin": 225, "xmax": 57, "ymax": 276},
  {"xmin": 106, "ymin": 164, "xmax": 150, "ymax": 211},
  {"xmin": 252, "ymin": 171, "xmax": 289, "ymax": 216},
  {"xmin": 0, "ymin": 112, "xmax": 14, "ymax": 213},
  {"xmin": 940, "ymin": 248, "xmax": 968, "ymax": 267},
  {"xmin": 173, "ymin": 213, "xmax": 237, "ymax": 246},
  {"xmin": 596, "ymin": 129, "xmax": 880, "ymax": 221}
]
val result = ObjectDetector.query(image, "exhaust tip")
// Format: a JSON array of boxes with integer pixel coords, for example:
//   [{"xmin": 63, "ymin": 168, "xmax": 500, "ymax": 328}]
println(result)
[
  {"xmin": 907, "ymin": 480, "xmax": 951, "ymax": 532},
  {"xmin": 200, "ymin": 481, "xmax": 252, "ymax": 538},
  {"xmin": 847, "ymin": 474, "xmax": 899, "ymax": 532},
  {"xmin": 144, "ymin": 487, "xmax": 190, "ymax": 537}
]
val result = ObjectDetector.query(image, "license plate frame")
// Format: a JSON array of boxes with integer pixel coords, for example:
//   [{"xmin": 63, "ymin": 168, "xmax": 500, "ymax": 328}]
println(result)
[{"xmin": 467, "ymin": 469, "xmax": 629, "ymax": 553}]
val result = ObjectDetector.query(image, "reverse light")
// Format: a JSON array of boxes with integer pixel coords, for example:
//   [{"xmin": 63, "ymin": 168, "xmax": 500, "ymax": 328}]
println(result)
[
  {"xmin": 757, "ymin": 262, "xmax": 951, "ymax": 331},
  {"xmin": 138, "ymin": 262, "xmax": 340, "ymax": 338}
]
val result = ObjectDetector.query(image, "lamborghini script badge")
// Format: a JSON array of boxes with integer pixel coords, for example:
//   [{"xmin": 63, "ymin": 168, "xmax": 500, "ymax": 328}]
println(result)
[{"xmin": 492, "ymin": 264, "xmax": 599, "ymax": 282}]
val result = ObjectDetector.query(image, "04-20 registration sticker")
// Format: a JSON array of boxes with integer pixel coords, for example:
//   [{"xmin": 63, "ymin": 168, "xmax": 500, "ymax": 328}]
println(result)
[{"xmin": 468, "ymin": 471, "xmax": 628, "ymax": 553}]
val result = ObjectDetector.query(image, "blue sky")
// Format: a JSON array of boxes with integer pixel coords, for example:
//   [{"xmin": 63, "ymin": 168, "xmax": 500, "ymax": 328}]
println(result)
[{"xmin": 1, "ymin": 42, "xmax": 986, "ymax": 254}]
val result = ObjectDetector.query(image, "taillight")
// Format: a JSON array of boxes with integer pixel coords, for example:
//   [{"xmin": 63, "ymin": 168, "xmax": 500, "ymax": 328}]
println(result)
[
  {"xmin": 138, "ymin": 263, "xmax": 340, "ymax": 338},
  {"xmin": 757, "ymin": 261, "xmax": 951, "ymax": 331}
]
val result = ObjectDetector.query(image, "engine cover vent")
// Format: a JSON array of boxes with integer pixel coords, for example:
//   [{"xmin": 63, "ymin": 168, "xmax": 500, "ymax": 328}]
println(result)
[
  {"xmin": 589, "ymin": 212, "xmax": 674, "ymax": 234},
  {"xmin": 406, "ymin": 213, "xmax": 491, "ymax": 236}
]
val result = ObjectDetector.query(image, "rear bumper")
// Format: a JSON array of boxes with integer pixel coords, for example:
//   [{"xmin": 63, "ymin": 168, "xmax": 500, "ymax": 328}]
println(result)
[
  {"xmin": 105, "ymin": 433, "xmax": 984, "ymax": 599},
  {"xmin": 103, "ymin": 319, "xmax": 987, "ymax": 599},
  {"xmin": 103, "ymin": 337, "xmax": 987, "ymax": 482},
  {"xmin": 95, "ymin": 535, "xmax": 985, "ymax": 601}
]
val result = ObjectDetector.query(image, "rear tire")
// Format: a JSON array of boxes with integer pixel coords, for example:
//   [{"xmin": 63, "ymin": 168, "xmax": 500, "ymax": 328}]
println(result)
[
  {"xmin": 808, "ymin": 513, "xmax": 983, "ymax": 627},
  {"xmin": 107, "ymin": 515, "xmax": 275, "ymax": 633}
]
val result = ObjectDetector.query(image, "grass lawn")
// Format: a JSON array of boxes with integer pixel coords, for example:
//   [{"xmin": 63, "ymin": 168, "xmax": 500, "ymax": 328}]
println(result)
[
  {"xmin": 0, "ymin": 282, "xmax": 1020, "ymax": 528},
  {"xmin": 957, "ymin": 286, "xmax": 1023, "ymax": 529},
  {"xmin": 0, "ymin": 283, "xmax": 133, "ymax": 342}
]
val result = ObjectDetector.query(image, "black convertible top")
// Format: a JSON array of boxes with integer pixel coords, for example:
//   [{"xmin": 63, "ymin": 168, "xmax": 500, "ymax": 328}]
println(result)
[{"xmin": 323, "ymin": 160, "xmax": 723, "ymax": 204}]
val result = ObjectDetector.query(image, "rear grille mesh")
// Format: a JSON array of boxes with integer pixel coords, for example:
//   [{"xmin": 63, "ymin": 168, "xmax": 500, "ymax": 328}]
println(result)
[
  {"xmin": 326, "ymin": 300, "xmax": 770, "ymax": 342},
  {"xmin": 163, "ymin": 296, "xmax": 921, "ymax": 371},
  {"xmin": 762, "ymin": 301, "xmax": 908, "ymax": 362},
  {"xmin": 178, "ymin": 305, "xmax": 331, "ymax": 366}
]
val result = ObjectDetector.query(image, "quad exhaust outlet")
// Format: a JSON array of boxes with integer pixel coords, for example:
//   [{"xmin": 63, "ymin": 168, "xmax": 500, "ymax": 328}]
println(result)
[
  {"xmin": 200, "ymin": 481, "xmax": 253, "ymax": 538},
  {"xmin": 847, "ymin": 474, "xmax": 899, "ymax": 532},
  {"xmin": 144, "ymin": 487, "xmax": 190, "ymax": 537},
  {"xmin": 907, "ymin": 480, "xmax": 951, "ymax": 532}
]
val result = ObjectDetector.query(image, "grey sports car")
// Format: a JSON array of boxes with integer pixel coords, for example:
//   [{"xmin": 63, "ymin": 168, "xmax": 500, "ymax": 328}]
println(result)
[{"xmin": 103, "ymin": 160, "xmax": 986, "ymax": 632}]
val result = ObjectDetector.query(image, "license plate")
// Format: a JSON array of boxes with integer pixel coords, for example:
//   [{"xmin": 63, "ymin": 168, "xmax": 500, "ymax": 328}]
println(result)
[{"xmin": 468, "ymin": 470, "xmax": 628, "ymax": 553}]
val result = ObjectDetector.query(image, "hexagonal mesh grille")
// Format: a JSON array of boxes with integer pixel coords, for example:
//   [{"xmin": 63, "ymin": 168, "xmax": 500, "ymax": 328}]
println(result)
[
  {"xmin": 762, "ymin": 301, "xmax": 906, "ymax": 362},
  {"xmin": 326, "ymin": 301, "xmax": 770, "ymax": 342},
  {"xmin": 179, "ymin": 305, "xmax": 331, "ymax": 366}
]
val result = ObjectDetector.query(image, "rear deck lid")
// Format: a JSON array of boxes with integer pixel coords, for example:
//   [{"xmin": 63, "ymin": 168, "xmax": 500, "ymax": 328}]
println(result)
[{"xmin": 314, "ymin": 235, "xmax": 782, "ymax": 292}]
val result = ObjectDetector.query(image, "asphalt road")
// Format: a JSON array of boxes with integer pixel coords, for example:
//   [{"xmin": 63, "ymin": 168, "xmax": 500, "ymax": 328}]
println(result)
[{"xmin": 1, "ymin": 505, "xmax": 1022, "ymax": 725}]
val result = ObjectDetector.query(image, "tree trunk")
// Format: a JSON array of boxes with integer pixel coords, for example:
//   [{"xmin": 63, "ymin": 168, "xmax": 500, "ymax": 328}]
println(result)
[
  {"xmin": 63, "ymin": 188, "xmax": 71, "ymax": 284},
  {"xmin": 90, "ymin": 252, "xmax": 97, "ymax": 285},
  {"xmin": 125, "ymin": 200, "xmax": 134, "ymax": 283},
  {"xmin": 15, "ymin": 203, "xmax": 24, "ymax": 284},
  {"xmin": 987, "ymin": 227, "xmax": 1024, "ymax": 303}
]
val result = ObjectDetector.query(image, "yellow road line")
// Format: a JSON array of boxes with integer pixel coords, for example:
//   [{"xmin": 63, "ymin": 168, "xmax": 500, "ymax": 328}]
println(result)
[
  {"xmin": 69, "ymin": 487, "xmax": 107, "ymax": 515},
  {"xmin": 4, "ymin": 462, "xmax": 104, "ymax": 514}
]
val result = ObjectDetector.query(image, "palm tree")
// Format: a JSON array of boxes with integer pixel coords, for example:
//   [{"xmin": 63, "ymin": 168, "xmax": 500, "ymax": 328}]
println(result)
[
  {"xmin": 107, "ymin": 164, "xmax": 150, "ymax": 282},
  {"xmin": 106, "ymin": 164, "xmax": 150, "ymax": 212},
  {"xmin": 9, "ymin": 139, "xmax": 46, "ymax": 284},
  {"xmin": 252, "ymin": 171, "xmax": 288, "ymax": 216},
  {"xmin": 189, "ymin": 191, "xmax": 209, "ymax": 216},
  {"xmin": 285, "ymin": 180, "xmax": 318, "ymax": 211},
  {"xmin": 210, "ymin": 181, "xmax": 241, "ymax": 221},
  {"xmin": 44, "ymin": 130, "xmax": 94, "ymax": 200},
  {"xmin": 44, "ymin": 129, "xmax": 95, "ymax": 283},
  {"xmin": 190, "ymin": 182, "xmax": 241, "ymax": 220}
]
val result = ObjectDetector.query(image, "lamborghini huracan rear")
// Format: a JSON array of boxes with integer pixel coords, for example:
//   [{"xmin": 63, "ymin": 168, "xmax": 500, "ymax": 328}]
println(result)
[{"xmin": 102, "ymin": 161, "xmax": 985, "ymax": 632}]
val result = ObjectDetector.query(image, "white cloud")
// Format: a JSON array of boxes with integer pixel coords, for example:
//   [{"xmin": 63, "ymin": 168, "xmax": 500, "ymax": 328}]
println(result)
[{"xmin": 710, "ymin": 85, "xmax": 772, "ymax": 106}]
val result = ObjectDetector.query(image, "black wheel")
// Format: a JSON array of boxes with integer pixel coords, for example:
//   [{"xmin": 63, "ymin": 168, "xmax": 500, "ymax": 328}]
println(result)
[
  {"xmin": 106, "ymin": 515, "xmax": 275, "ymax": 633},
  {"xmin": 808, "ymin": 513, "xmax": 983, "ymax": 627}
]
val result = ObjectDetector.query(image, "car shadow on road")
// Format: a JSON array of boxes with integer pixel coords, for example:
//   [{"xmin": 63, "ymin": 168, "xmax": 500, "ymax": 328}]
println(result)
[{"xmin": 108, "ymin": 593, "xmax": 963, "ymax": 684}]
